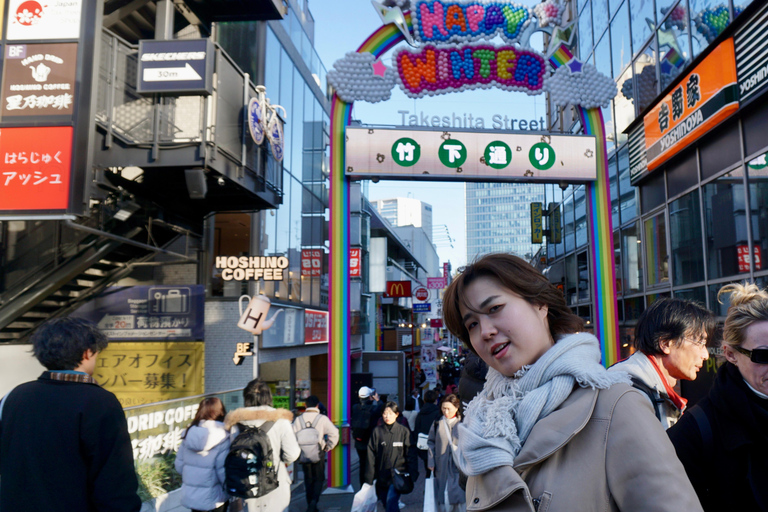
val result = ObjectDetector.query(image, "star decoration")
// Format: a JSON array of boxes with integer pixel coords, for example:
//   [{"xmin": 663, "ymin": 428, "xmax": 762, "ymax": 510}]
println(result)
[
  {"xmin": 584, "ymin": 149, "xmax": 594, "ymax": 158},
  {"xmin": 546, "ymin": 19, "xmax": 578, "ymax": 58},
  {"xmin": 567, "ymin": 58, "xmax": 584, "ymax": 73},
  {"xmin": 372, "ymin": 58, "xmax": 387, "ymax": 78},
  {"xmin": 371, "ymin": 0, "xmax": 415, "ymax": 47},
  {"xmin": 647, "ymin": 17, "xmax": 683, "ymax": 57}
]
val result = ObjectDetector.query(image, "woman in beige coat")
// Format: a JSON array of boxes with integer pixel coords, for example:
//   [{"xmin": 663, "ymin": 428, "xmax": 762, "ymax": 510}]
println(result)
[
  {"xmin": 224, "ymin": 379, "xmax": 300, "ymax": 512},
  {"xmin": 428, "ymin": 394, "xmax": 465, "ymax": 512},
  {"xmin": 442, "ymin": 253, "xmax": 703, "ymax": 512}
]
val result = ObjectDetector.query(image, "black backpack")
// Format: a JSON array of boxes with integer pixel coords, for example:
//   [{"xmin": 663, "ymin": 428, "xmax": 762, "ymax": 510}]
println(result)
[
  {"xmin": 225, "ymin": 422, "xmax": 279, "ymax": 499},
  {"xmin": 351, "ymin": 402, "xmax": 373, "ymax": 443}
]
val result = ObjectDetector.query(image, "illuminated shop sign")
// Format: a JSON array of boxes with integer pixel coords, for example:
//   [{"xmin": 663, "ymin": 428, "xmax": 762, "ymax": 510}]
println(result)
[
  {"xmin": 0, "ymin": 126, "xmax": 73, "ymax": 212},
  {"xmin": 345, "ymin": 126, "xmax": 596, "ymax": 182},
  {"xmin": 215, "ymin": 255, "xmax": 289, "ymax": 281},
  {"xmin": 2, "ymin": 43, "xmax": 78, "ymax": 118},
  {"xmin": 7, "ymin": 0, "xmax": 83, "ymax": 40},
  {"xmin": 643, "ymin": 39, "xmax": 738, "ymax": 171},
  {"xmin": 301, "ymin": 249, "xmax": 322, "ymax": 276},
  {"xmin": 305, "ymin": 309, "xmax": 328, "ymax": 344}
]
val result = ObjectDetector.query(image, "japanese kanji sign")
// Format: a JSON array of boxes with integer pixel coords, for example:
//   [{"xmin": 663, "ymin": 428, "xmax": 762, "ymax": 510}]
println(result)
[
  {"xmin": 737, "ymin": 244, "xmax": 762, "ymax": 273},
  {"xmin": 6, "ymin": 0, "xmax": 82, "ymax": 40},
  {"xmin": 71, "ymin": 285, "xmax": 205, "ymax": 340},
  {"xmin": 0, "ymin": 126, "xmax": 72, "ymax": 211},
  {"xmin": 643, "ymin": 38, "xmax": 738, "ymax": 171},
  {"xmin": 531, "ymin": 202, "xmax": 543, "ymax": 244},
  {"xmin": 97, "ymin": 341, "xmax": 203, "ymax": 408},
  {"xmin": 301, "ymin": 249, "xmax": 322, "ymax": 276},
  {"xmin": 305, "ymin": 309, "xmax": 328, "ymax": 344},
  {"xmin": 346, "ymin": 126, "xmax": 597, "ymax": 182},
  {"xmin": 2, "ymin": 43, "xmax": 78, "ymax": 118},
  {"xmin": 349, "ymin": 248, "xmax": 361, "ymax": 277}
]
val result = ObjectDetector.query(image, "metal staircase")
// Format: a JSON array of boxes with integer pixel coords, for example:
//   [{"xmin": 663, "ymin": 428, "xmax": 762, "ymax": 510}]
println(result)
[{"xmin": 0, "ymin": 217, "xmax": 193, "ymax": 342}]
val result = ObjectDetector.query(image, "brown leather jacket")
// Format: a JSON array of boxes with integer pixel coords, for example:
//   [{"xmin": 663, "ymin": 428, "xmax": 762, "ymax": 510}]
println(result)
[{"xmin": 465, "ymin": 383, "xmax": 703, "ymax": 512}]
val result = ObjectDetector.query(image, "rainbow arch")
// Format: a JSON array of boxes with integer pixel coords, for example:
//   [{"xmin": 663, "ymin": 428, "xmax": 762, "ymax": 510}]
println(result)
[{"xmin": 327, "ymin": 14, "xmax": 619, "ymax": 488}]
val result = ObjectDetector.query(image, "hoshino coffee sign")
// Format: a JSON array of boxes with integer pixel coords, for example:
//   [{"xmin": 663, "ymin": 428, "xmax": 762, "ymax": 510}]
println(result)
[{"xmin": 215, "ymin": 255, "xmax": 289, "ymax": 281}]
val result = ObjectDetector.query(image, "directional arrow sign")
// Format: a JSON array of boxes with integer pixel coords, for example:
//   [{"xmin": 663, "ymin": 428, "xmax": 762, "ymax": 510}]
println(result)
[{"xmin": 143, "ymin": 63, "xmax": 202, "ymax": 82}]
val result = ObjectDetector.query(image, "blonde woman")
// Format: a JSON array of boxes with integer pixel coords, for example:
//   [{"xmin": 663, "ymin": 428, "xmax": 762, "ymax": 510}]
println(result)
[
  {"xmin": 427, "ymin": 394, "xmax": 465, "ymax": 512},
  {"xmin": 668, "ymin": 283, "xmax": 768, "ymax": 511}
]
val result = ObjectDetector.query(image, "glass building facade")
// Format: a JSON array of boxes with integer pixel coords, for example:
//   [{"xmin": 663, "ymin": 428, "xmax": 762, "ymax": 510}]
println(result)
[
  {"xmin": 545, "ymin": 0, "xmax": 764, "ymax": 372},
  {"xmin": 466, "ymin": 182, "xmax": 545, "ymax": 261}
]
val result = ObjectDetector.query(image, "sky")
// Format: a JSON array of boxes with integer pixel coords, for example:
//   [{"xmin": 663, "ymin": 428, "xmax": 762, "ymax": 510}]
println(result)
[{"xmin": 311, "ymin": 0, "xmax": 549, "ymax": 271}]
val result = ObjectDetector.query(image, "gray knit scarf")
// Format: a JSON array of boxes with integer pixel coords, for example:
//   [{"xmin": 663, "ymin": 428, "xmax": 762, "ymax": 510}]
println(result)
[{"xmin": 455, "ymin": 332, "xmax": 630, "ymax": 476}]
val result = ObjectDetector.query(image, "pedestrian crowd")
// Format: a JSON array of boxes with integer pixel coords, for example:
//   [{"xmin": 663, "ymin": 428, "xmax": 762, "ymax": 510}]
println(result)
[{"xmin": 2, "ymin": 252, "xmax": 768, "ymax": 512}]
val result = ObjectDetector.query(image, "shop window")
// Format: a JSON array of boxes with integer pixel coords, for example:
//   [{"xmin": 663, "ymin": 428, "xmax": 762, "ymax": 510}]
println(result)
[
  {"xmin": 577, "ymin": 251, "xmax": 591, "ymax": 302},
  {"xmin": 647, "ymin": 291, "xmax": 671, "ymax": 305},
  {"xmin": 575, "ymin": 186, "xmax": 588, "ymax": 248},
  {"xmin": 689, "ymin": 0, "xmax": 733, "ymax": 54},
  {"xmin": 578, "ymin": 305, "xmax": 593, "ymax": 327},
  {"xmin": 564, "ymin": 192, "xmax": 575, "ymax": 254},
  {"xmin": 622, "ymin": 222, "xmax": 643, "ymax": 293},
  {"xmin": 743, "ymin": 99, "xmax": 768, "ymax": 159},
  {"xmin": 610, "ymin": 156, "xmax": 620, "ymax": 229},
  {"xmin": 619, "ymin": 324, "xmax": 634, "ymax": 359},
  {"xmin": 633, "ymin": 43, "xmax": 658, "ymax": 113},
  {"xmin": 630, "ymin": 0, "xmax": 656, "ymax": 62},
  {"xmin": 666, "ymin": 149, "xmax": 698, "ymax": 198},
  {"xmin": 615, "ymin": 65, "xmax": 635, "ymax": 141},
  {"xmin": 623, "ymin": 295, "xmax": 645, "ymax": 322},
  {"xmin": 656, "ymin": 0, "xmax": 680, "ymax": 36},
  {"xmin": 703, "ymin": 170, "xmax": 748, "ymax": 279},
  {"xmin": 579, "ymin": 0, "xmax": 594, "ymax": 59},
  {"xmin": 699, "ymin": 118, "xmax": 741, "ymax": 181},
  {"xmin": 609, "ymin": 0, "xmax": 624, "ymax": 17},
  {"xmin": 640, "ymin": 170, "xmax": 666, "ymax": 214},
  {"xmin": 748, "ymin": 153, "xmax": 768, "ymax": 276},
  {"xmin": 658, "ymin": 4, "xmax": 692, "ymax": 91},
  {"xmin": 593, "ymin": 0, "xmax": 609, "ymax": 42},
  {"xmin": 670, "ymin": 190, "xmax": 704, "ymax": 284},
  {"xmin": 611, "ymin": 1, "xmax": 631, "ymax": 79},
  {"xmin": 618, "ymin": 147, "xmax": 637, "ymax": 224},
  {"xmin": 674, "ymin": 286, "xmax": 706, "ymax": 305},
  {"xmin": 566, "ymin": 253, "xmax": 578, "ymax": 305},
  {"xmin": 708, "ymin": 281, "xmax": 738, "ymax": 317},
  {"xmin": 644, "ymin": 212, "xmax": 669, "ymax": 286},
  {"xmin": 212, "ymin": 213, "xmax": 251, "ymax": 297},
  {"xmin": 614, "ymin": 229, "xmax": 623, "ymax": 295}
]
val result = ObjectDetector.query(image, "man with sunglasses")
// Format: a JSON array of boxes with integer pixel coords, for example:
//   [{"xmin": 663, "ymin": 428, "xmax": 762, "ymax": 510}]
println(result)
[
  {"xmin": 668, "ymin": 283, "xmax": 768, "ymax": 511},
  {"xmin": 610, "ymin": 297, "xmax": 715, "ymax": 429}
]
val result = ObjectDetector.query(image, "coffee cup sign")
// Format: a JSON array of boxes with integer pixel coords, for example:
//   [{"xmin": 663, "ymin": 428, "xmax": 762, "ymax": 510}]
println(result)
[{"xmin": 237, "ymin": 295, "xmax": 283, "ymax": 335}]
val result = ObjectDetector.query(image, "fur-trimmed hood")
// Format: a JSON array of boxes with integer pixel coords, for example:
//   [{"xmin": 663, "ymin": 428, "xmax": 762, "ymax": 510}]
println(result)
[{"xmin": 224, "ymin": 406, "xmax": 294, "ymax": 430}]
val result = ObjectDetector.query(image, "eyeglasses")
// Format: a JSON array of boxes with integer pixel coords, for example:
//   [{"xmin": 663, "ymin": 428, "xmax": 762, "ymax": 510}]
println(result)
[
  {"xmin": 683, "ymin": 337, "xmax": 708, "ymax": 348},
  {"xmin": 732, "ymin": 345, "xmax": 768, "ymax": 364}
]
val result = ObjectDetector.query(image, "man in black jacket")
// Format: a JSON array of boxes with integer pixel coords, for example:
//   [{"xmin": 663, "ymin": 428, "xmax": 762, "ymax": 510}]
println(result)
[
  {"xmin": 351, "ymin": 386, "xmax": 383, "ymax": 487},
  {"xmin": 413, "ymin": 389, "xmax": 442, "ymax": 478},
  {"xmin": 0, "ymin": 318, "xmax": 141, "ymax": 512}
]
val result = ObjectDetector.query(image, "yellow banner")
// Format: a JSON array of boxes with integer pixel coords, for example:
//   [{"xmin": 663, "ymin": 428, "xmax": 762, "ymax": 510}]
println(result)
[{"xmin": 96, "ymin": 342, "xmax": 204, "ymax": 407}]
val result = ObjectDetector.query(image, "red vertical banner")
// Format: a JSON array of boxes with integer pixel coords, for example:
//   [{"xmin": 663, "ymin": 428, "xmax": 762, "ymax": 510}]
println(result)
[
  {"xmin": 0, "ymin": 126, "xmax": 73, "ymax": 211},
  {"xmin": 301, "ymin": 249, "xmax": 322, "ymax": 276},
  {"xmin": 349, "ymin": 248, "xmax": 361, "ymax": 277}
]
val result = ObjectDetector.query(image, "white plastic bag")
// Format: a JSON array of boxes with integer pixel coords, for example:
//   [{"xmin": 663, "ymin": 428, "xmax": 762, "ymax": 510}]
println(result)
[
  {"xmin": 423, "ymin": 476, "xmax": 437, "ymax": 512},
  {"xmin": 352, "ymin": 482, "xmax": 378, "ymax": 512}
]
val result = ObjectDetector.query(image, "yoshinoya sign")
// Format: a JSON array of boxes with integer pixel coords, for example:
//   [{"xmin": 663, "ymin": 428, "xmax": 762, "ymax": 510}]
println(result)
[
  {"xmin": 2, "ymin": 43, "xmax": 78, "ymax": 118},
  {"xmin": 643, "ymin": 38, "xmax": 738, "ymax": 171},
  {"xmin": 735, "ymin": 2, "xmax": 768, "ymax": 104},
  {"xmin": 345, "ymin": 126, "xmax": 597, "ymax": 182},
  {"xmin": 6, "ymin": 0, "xmax": 83, "ymax": 40},
  {"xmin": 137, "ymin": 39, "xmax": 214, "ymax": 95}
]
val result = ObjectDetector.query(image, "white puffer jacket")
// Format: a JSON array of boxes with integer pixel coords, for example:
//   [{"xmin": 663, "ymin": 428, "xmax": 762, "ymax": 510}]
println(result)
[{"xmin": 175, "ymin": 420, "xmax": 230, "ymax": 510}]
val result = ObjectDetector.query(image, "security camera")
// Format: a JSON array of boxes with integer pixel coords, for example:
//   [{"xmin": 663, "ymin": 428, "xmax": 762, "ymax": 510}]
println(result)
[{"xmin": 217, "ymin": 177, "xmax": 226, "ymax": 186}]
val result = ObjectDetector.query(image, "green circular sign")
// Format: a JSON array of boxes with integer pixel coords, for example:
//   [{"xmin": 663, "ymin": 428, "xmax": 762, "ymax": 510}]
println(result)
[
  {"xmin": 484, "ymin": 141, "xmax": 512, "ymax": 169},
  {"xmin": 391, "ymin": 137, "xmax": 421, "ymax": 167},
  {"xmin": 439, "ymin": 139, "xmax": 467, "ymax": 168},
  {"xmin": 529, "ymin": 142, "xmax": 556, "ymax": 170}
]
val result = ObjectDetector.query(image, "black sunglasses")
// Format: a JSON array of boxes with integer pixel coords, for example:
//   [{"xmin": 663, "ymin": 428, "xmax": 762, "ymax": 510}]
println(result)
[{"xmin": 732, "ymin": 346, "xmax": 768, "ymax": 364}]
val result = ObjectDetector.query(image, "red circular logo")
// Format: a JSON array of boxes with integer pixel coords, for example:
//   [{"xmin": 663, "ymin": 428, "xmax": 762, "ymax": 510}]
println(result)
[
  {"xmin": 16, "ymin": 1, "xmax": 45, "ymax": 26},
  {"xmin": 414, "ymin": 288, "xmax": 429, "ymax": 301}
]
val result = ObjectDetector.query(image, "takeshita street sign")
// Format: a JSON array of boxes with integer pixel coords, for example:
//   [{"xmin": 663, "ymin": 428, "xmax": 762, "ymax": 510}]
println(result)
[{"xmin": 345, "ymin": 126, "xmax": 597, "ymax": 182}]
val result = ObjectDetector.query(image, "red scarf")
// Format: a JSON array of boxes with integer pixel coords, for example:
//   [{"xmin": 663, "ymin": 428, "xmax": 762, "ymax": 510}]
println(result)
[{"xmin": 645, "ymin": 353, "xmax": 688, "ymax": 411}]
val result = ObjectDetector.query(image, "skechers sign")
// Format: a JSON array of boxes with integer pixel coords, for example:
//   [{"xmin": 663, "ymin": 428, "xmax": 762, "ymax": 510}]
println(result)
[
  {"xmin": 643, "ymin": 39, "xmax": 738, "ymax": 171},
  {"xmin": 137, "ymin": 39, "xmax": 214, "ymax": 95}
]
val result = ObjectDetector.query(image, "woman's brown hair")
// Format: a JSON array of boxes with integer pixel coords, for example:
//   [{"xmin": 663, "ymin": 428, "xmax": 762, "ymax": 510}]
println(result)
[
  {"xmin": 441, "ymin": 393, "xmax": 462, "ymax": 419},
  {"xmin": 184, "ymin": 397, "xmax": 227, "ymax": 437},
  {"xmin": 443, "ymin": 253, "xmax": 583, "ymax": 353}
]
